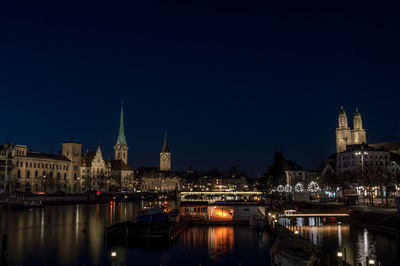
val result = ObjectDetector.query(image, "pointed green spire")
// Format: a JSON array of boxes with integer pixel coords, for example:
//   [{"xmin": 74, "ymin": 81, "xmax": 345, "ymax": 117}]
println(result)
[
  {"xmin": 118, "ymin": 101, "xmax": 126, "ymax": 144},
  {"xmin": 161, "ymin": 130, "xmax": 169, "ymax": 152}
]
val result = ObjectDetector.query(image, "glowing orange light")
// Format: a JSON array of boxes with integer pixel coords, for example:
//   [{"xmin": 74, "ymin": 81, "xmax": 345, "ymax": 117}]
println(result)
[{"xmin": 213, "ymin": 208, "xmax": 233, "ymax": 220}]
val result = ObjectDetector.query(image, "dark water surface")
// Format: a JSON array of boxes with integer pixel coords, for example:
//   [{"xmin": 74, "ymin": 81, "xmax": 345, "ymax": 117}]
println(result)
[
  {"xmin": 279, "ymin": 217, "xmax": 400, "ymax": 266},
  {"xmin": 1, "ymin": 203, "xmax": 399, "ymax": 265},
  {"xmin": 0, "ymin": 203, "xmax": 272, "ymax": 266}
]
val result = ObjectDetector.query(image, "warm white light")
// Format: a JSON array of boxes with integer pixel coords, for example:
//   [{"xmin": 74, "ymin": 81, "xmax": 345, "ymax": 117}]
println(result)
[
  {"xmin": 111, "ymin": 251, "xmax": 117, "ymax": 257},
  {"xmin": 368, "ymin": 259, "xmax": 375, "ymax": 265},
  {"xmin": 337, "ymin": 252, "xmax": 343, "ymax": 258},
  {"xmin": 294, "ymin": 230, "xmax": 299, "ymax": 234},
  {"xmin": 268, "ymin": 213, "xmax": 271, "ymax": 216}
]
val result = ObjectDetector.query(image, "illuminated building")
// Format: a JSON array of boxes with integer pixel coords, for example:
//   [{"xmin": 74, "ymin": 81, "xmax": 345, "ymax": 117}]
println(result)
[
  {"xmin": 336, "ymin": 106, "xmax": 366, "ymax": 153},
  {"xmin": 0, "ymin": 142, "xmax": 81, "ymax": 193},
  {"xmin": 160, "ymin": 132, "xmax": 171, "ymax": 172}
]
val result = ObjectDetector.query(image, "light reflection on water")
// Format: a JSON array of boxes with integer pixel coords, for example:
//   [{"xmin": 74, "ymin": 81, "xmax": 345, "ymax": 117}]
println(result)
[
  {"xmin": 0, "ymin": 202, "xmax": 271, "ymax": 266},
  {"xmin": 279, "ymin": 217, "xmax": 399, "ymax": 266}
]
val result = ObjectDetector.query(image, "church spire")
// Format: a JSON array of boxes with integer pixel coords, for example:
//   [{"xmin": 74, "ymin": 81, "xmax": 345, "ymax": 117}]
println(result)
[
  {"xmin": 118, "ymin": 101, "xmax": 126, "ymax": 145},
  {"xmin": 161, "ymin": 130, "xmax": 169, "ymax": 152}
]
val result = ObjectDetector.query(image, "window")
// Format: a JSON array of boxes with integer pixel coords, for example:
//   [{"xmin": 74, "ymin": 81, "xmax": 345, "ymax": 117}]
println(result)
[
  {"xmin": 17, "ymin": 169, "xmax": 21, "ymax": 178},
  {"xmin": 35, "ymin": 171, "xmax": 38, "ymax": 178},
  {"xmin": 64, "ymin": 173, "xmax": 67, "ymax": 180},
  {"xmin": 26, "ymin": 170, "xmax": 30, "ymax": 179}
]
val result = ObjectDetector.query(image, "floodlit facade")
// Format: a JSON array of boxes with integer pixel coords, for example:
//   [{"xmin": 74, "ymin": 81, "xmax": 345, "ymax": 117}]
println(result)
[
  {"xmin": 336, "ymin": 106, "xmax": 367, "ymax": 153},
  {"xmin": 0, "ymin": 142, "xmax": 81, "ymax": 193}
]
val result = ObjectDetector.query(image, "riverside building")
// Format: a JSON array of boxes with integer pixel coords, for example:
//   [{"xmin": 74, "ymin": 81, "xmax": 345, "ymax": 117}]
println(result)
[{"xmin": 0, "ymin": 104, "xmax": 135, "ymax": 194}]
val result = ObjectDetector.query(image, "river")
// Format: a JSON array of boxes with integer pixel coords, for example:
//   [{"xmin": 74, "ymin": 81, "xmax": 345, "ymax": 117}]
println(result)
[
  {"xmin": 0, "ymin": 202, "xmax": 271, "ymax": 266},
  {"xmin": 278, "ymin": 216, "xmax": 400, "ymax": 266},
  {"xmin": 0, "ymin": 203, "xmax": 399, "ymax": 265}
]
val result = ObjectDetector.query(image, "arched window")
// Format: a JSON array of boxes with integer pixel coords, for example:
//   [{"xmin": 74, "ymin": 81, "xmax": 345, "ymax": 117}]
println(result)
[
  {"xmin": 74, "ymin": 173, "xmax": 77, "ymax": 180},
  {"xmin": 57, "ymin": 172, "xmax": 61, "ymax": 180},
  {"xmin": 35, "ymin": 171, "xmax": 38, "ymax": 178},
  {"xmin": 64, "ymin": 173, "xmax": 67, "ymax": 180},
  {"xmin": 17, "ymin": 169, "xmax": 21, "ymax": 178},
  {"xmin": 26, "ymin": 170, "xmax": 30, "ymax": 179}
]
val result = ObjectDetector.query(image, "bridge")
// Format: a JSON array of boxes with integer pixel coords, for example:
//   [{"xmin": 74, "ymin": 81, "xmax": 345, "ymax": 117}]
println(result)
[
  {"xmin": 180, "ymin": 191, "xmax": 262, "ymax": 196},
  {"xmin": 180, "ymin": 191, "xmax": 262, "ymax": 202},
  {"xmin": 283, "ymin": 213, "xmax": 349, "ymax": 217},
  {"xmin": 280, "ymin": 209, "xmax": 349, "ymax": 218}
]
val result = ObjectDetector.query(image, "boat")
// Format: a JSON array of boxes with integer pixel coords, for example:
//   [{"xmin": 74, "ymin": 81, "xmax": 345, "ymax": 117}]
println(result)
[
  {"xmin": 9, "ymin": 200, "xmax": 43, "ymax": 210},
  {"xmin": 105, "ymin": 207, "xmax": 187, "ymax": 242}
]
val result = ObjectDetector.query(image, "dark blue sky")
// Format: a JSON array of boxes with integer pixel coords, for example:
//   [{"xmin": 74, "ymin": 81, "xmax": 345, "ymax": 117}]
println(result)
[{"xmin": 0, "ymin": 1, "xmax": 399, "ymax": 176}]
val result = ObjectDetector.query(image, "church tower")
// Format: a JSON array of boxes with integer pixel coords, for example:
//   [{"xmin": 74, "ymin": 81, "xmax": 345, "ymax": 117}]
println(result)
[
  {"xmin": 114, "ymin": 103, "xmax": 128, "ymax": 164},
  {"xmin": 335, "ymin": 106, "xmax": 352, "ymax": 153},
  {"xmin": 351, "ymin": 108, "xmax": 366, "ymax": 144},
  {"xmin": 160, "ymin": 132, "xmax": 171, "ymax": 172}
]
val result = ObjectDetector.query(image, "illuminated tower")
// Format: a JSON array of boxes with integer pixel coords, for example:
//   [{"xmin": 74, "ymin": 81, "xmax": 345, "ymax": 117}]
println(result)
[
  {"xmin": 351, "ymin": 108, "xmax": 366, "ymax": 144},
  {"xmin": 160, "ymin": 132, "xmax": 171, "ymax": 172},
  {"xmin": 335, "ymin": 106, "xmax": 352, "ymax": 153},
  {"xmin": 114, "ymin": 102, "xmax": 128, "ymax": 164}
]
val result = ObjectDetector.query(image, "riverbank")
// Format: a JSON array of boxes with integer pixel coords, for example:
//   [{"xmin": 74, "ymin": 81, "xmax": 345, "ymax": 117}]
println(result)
[
  {"xmin": 268, "ymin": 219, "xmax": 342, "ymax": 266},
  {"xmin": 295, "ymin": 201, "xmax": 400, "ymax": 237}
]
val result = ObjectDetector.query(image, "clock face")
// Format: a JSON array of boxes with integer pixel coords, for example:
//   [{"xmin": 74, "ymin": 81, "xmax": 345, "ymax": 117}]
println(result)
[
  {"xmin": 161, "ymin": 154, "xmax": 167, "ymax": 161},
  {"xmin": 116, "ymin": 144, "xmax": 121, "ymax": 150}
]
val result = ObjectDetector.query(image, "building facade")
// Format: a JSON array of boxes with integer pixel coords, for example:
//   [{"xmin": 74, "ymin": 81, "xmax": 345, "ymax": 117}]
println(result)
[
  {"xmin": 0, "ymin": 142, "xmax": 81, "ymax": 193},
  {"xmin": 81, "ymin": 146, "xmax": 112, "ymax": 191},
  {"xmin": 336, "ymin": 143, "xmax": 391, "ymax": 174},
  {"xmin": 336, "ymin": 106, "xmax": 367, "ymax": 153}
]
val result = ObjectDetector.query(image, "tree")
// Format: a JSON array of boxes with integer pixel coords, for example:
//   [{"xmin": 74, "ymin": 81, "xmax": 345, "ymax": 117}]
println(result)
[{"xmin": 263, "ymin": 151, "xmax": 287, "ymax": 193}]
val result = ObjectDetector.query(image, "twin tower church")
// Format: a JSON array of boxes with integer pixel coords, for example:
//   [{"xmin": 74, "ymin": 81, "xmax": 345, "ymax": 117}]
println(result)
[
  {"xmin": 113, "ymin": 104, "xmax": 171, "ymax": 171},
  {"xmin": 335, "ymin": 106, "xmax": 367, "ymax": 153}
]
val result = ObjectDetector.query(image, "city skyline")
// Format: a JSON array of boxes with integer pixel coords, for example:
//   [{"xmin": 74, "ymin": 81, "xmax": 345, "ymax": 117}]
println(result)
[
  {"xmin": 1, "ymin": 103, "xmax": 397, "ymax": 177},
  {"xmin": 0, "ymin": 1, "xmax": 399, "ymax": 176}
]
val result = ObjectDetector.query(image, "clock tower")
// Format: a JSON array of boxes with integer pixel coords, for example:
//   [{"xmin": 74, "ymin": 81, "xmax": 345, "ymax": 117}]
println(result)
[
  {"xmin": 160, "ymin": 132, "xmax": 171, "ymax": 172},
  {"xmin": 114, "ymin": 102, "xmax": 128, "ymax": 165}
]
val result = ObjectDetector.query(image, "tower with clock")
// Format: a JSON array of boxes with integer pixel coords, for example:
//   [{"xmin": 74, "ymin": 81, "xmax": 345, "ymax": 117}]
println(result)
[
  {"xmin": 114, "ymin": 103, "xmax": 128, "ymax": 165},
  {"xmin": 160, "ymin": 132, "xmax": 171, "ymax": 172}
]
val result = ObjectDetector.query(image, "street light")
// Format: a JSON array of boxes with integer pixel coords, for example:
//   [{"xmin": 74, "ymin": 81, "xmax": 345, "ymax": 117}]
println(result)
[
  {"xmin": 368, "ymin": 258, "xmax": 375, "ymax": 265},
  {"xmin": 355, "ymin": 151, "xmax": 369, "ymax": 204},
  {"xmin": 337, "ymin": 252, "xmax": 343, "ymax": 258}
]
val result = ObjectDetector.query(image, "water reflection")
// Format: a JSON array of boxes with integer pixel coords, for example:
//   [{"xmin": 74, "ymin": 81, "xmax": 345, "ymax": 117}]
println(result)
[
  {"xmin": 0, "ymin": 203, "xmax": 270, "ymax": 266},
  {"xmin": 278, "ymin": 217, "xmax": 399, "ymax": 265}
]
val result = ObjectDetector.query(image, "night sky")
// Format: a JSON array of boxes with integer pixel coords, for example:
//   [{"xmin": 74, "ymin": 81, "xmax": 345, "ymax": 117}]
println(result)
[{"xmin": 0, "ymin": 1, "xmax": 399, "ymax": 176}]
